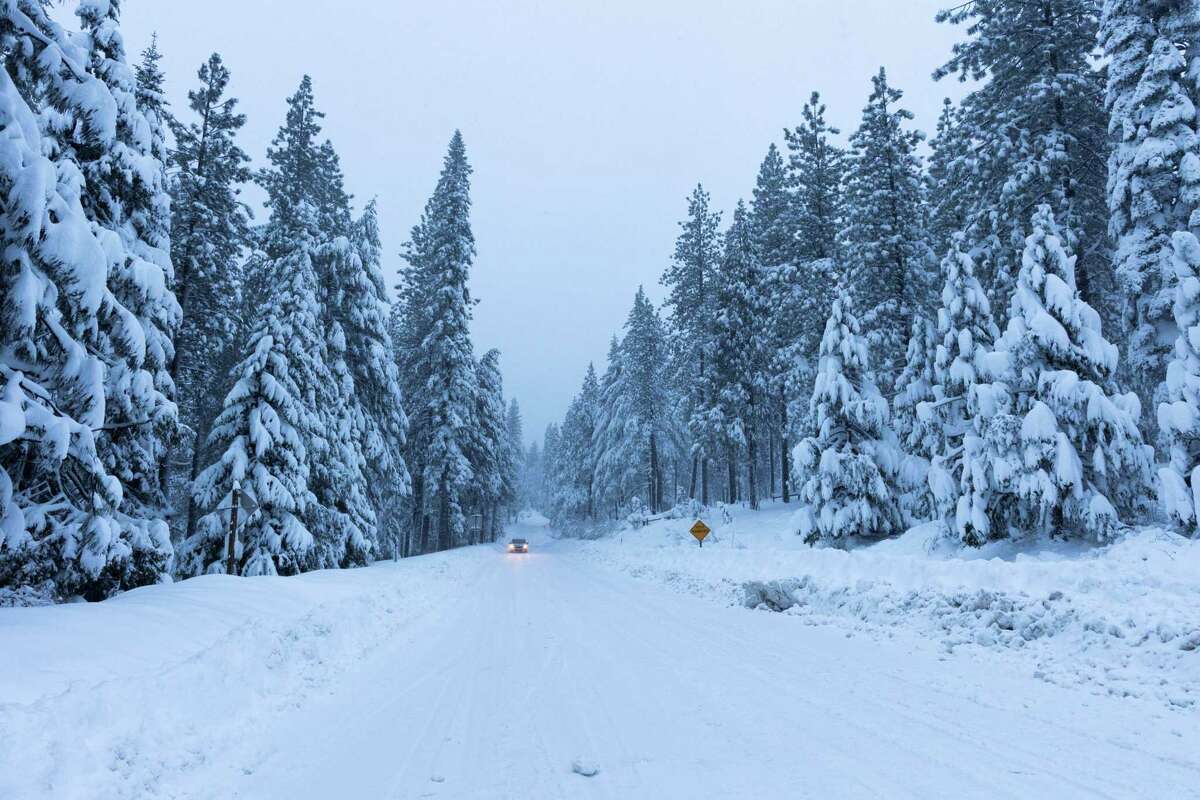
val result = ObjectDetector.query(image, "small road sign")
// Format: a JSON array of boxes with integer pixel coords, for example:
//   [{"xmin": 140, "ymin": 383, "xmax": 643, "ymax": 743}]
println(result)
[
  {"xmin": 235, "ymin": 487, "xmax": 258, "ymax": 517},
  {"xmin": 690, "ymin": 519, "xmax": 711, "ymax": 547}
]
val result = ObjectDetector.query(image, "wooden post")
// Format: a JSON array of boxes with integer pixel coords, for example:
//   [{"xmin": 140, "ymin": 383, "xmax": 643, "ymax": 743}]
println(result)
[{"xmin": 226, "ymin": 481, "xmax": 240, "ymax": 576}]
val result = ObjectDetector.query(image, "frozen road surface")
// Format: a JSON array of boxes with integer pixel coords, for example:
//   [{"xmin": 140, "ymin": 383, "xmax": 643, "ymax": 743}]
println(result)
[{"xmin": 2, "ymin": 519, "xmax": 1197, "ymax": 799}]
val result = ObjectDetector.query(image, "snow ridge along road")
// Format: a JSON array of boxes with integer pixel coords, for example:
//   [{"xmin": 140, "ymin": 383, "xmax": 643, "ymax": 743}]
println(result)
[{"xmin": 2, "ymin": 517, "xmax": 1198, "ymax": 798}]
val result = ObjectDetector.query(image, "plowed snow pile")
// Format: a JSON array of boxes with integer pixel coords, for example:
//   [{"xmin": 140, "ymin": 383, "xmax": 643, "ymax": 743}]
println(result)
[
  {"xmin": 0, "ymin": 548, "xmax": 493, "ymax": 800},
  {"xmin": 571, "ymin": 503, "xmax": 1200, "ymax": 708}
]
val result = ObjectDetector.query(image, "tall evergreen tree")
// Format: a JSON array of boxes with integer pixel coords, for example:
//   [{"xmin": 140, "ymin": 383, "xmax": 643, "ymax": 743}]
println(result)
[
  {"xmin": 775, "ymin": 94, "xmax": 845, "ymax": 500},
  {"xmin": 784, "ymin": 91, "xmax": 845, "ymax": 264},
  {"xmin": 392, "ymin": 211, "xmax": 435, "ymax": 554},
  {"xmin": 63, "ymin": 0, "xmax": 181, "ymax": 534},
  {"xmin": 925, "ymin": 98, "xmax": 975, "ymax": 256},
  {"xmin": 662, "ymin": 185, "xmax": 721, "ymax": 504},
  {"xmin": 592, "ymin": 336, "xmax": 632, "ymax": 515},
  {"xmin": 505, "ymin": 398, "xmax": 524, "ymax": 512},
  {"xmin": 708, "ymin": 201, "xmax": 770, "ymax": 509},
  {"xmin": 418, "ymin": 131, "xmax": 478, "ymax": 551},
  {"xmin": 840, "ymin": 68, "xmax": 935, "ymax": 391},
  {"xmin": 134, "ymin": 34, "xmax": 168, "ymax": 177},
  {"xmin": 1157, "ymin": 231, "xmax": 1200, "ymax": 535},
  {"xmin": 624, "ymin": 288, "xmax": 671, "ymax": 513},
  {"xmin": 184, "ymin": 228, "xmax": 323, "ymax": 576},
  {"xmin": 469, "ymin": 349, "xmax": 509, "ymax": 543},
  {"xmin": 258, "ymin": 75, "xmax": 350, "ymax": 242},
  {"xmin": 257, "ymin": 76, "xmax": 373, "ymax": 568},
  {"xmin": 593, "ymin": 294, "xmax": 671, "ymax": 515},
  {"xmin": 168, "ymin": 53, "xmax": 253, "ymax": 542},
  {"xmin": 550, "ymin": 365, "xmax": 602, "ymax": 523},
  {"xmin": 1, "ymin": 2, "xmax": 170, "ymax": 600},
  {"xmin": 935, "ymin": 0, "xmax": 1110, "ymax": 319},
  {"xmin": 1100, "ymin": 0, "xmax": 1200, "ymax": 427},
  {"xmin": 323, "ymin": 199, "xmax": 411, "ymax": 557},
  {"xmin": 958, "ymin": 207, "xmax": 1151, "ymax": 545}
]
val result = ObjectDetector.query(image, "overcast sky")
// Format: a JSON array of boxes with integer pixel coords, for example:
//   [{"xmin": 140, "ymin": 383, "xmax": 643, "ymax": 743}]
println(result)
[{"xmin": 113, "ymin": 0, "xmax": 965, "ymax": 446}]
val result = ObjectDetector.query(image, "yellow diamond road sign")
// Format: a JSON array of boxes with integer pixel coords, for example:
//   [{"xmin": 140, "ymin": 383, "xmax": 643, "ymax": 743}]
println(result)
[{"xmin": 690, "ymin": 520, "xmax": 711, "ymax": 543}]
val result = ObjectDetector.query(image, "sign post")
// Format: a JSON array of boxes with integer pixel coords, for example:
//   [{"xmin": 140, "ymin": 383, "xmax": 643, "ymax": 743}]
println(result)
[
  {"xmin": 690, "ymin": 519, "xmax": 711, "ymax": 547},
  {"xmin": 224, "ymin": 483, "xmax": 258, "ymax": 576},
  {"xmin": 225, "ymin": 482, "xmax": 240, "ymax": 576}
]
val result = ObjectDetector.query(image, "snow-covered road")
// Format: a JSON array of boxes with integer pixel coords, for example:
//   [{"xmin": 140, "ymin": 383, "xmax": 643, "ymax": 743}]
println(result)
[
  {"xmin": 187, "ymin": 522, "xmax": 1196, "ymax": 799},
  {"xmin": 3, "ymin": 519, "xmax": 1197, "ymax": 799}
]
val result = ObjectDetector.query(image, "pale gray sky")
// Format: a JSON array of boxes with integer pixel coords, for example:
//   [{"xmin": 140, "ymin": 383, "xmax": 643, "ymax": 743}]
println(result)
[{"xmin": 114, "ymin": 0, "xmax": 965, "ymax": 445}]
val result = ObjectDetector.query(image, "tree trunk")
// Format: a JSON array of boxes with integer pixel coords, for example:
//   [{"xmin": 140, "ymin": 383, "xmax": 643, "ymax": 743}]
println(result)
[
  {"xmin": 701, "ymin": 457, "xmax": 710, "ymax": 506},
  {"xmin": 411, "ymin": 472, "xmax": 425, "ymax": 555},
  {"xmin": 780, "ymin": 387, "xmax": 791, "ymax": 503},
  {"xmin": 438, "ymin": 478, "xmax": 451, "ymax": 552},
  {"xmin": 183, "ymin": 414, "xmax": 213, "ymax": 541},
  {"xmin": 727, "ymin": 448, "xmax": 737, "ymax": 505},
  {"xmin": 747, "ymin": 428, "xmax": 759, "ymax": 510},
  {"xmin": 655, "ymin": 458, "xmax": 664, "ymax": 515},
  {"xmin": 768, "ymin": 428, "xmax": 775, "ymax": 498},
  {"xmin": 648, "ymin": 430, "xmax": 660, "ymax": 513},
  {"xmin": 688, "ymin": 453, "xmax": 698, "ymax": 499}
]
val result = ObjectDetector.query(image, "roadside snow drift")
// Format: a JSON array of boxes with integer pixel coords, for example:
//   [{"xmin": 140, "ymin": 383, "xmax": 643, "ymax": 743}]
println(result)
[
  {"xmin": 573, "ymin": 503, "xmax": 1200, "ymax": 708},
  {"xmin": 0, "ymin": 548, "xmax": 493, "ymax": 800}
]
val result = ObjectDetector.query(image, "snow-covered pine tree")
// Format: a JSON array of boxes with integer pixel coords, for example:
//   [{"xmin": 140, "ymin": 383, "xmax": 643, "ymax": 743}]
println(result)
[
  {"xmin": 168, "ymin": 53, "xmax": 253, "ymax": 542},
  {"xmin": 892, "ymin": 314, "xmax": 938, "ymax": 524},
  {"xmin": 662, "ymin": 185, "xmax": 721, "ymax": 504},
  {"xmin": 794, "ymin": 295, "xmax": 902, "ymax": 544},
  {"xmin": 467, "ymin": 349, "xmax": 508, "ymax": 543},
  {"xmin": 709, "ymin": 201, "xmax": 770, "ymax": 509},
  {"xmin": 784, "ymin": 91, "xmax": 844, "ymax": 266},
  {"xmin": 183, "ymin": 224, "xmax": 323, "ymax": 576},
  {"xmin": 752, "ymin": 143, "xmax": 798, "ymax": 502},
  {"xmin": 921, "ymin": 235, "xmax": 1000, "ymax": 528},
  {"xmin": 506, "ymin": 399, "xmax": 524, "ymax": 512},
  {"xmin": 257, "ymin": 75, "xmax": 350, "ymax": 239},
  {"xmin": 776, "ymin": 92, "xmax": 844, "ymax": 500},
  {"xmin": 623, "ymin": 288, "xmax": 671, "ymax": 513},
  {"xmin": 751, "ymin": 143, "xmax": 792, "ymax": 270},
  {"xmin": 1157, "ymin": 231, "xmax": 1200, "ymax": 535},
  {"xmin": 893, "ymin": 316, "xmax": 938, "ymax": 459},
  {"xmin": 495, "ymin": 398, "xmax": 520, "ymax": 536},
  {"xmin": 1, "ymin": 3, "xmax": 168, "ymax": 600},
  {"xmin": 255, "ymin": 76, "xmax": 374, "ymax": 568},
  {"xmin": 935, "ymin": 0, "xmax": 1111, "ymax": 321},
  {"xmin": 133, "ymin": 34, "xmax": 168, "ymax": 182},
  {"xmin": 1100, "ymin": 0, "xmax": 1200, "ymax": 428},
  {"xmin": 840, "ymin": 68, "xmax": 935, "ymax": 393},
  {"xmin": 925, "ymin": 98, "xmax": 974, "ymax": 257},
  {"xmin": 592, "ymin": 336, "xmax": 636, "ymax": 516},
  {"xmin": 419, "ymin": 131, "xmax": 477, "ymax": 551},
  {"xmin": 550, "ymin": 366, "xmax": 602, "ymax": 524},
  {"xmin": 63, "ymin": 0, "xmax": 180, "ymax": 539},
  {"xmin": 592, "ymin": 292, "xmax": 673, "ymax": 519},
  {"xmin": 393, "ymin": 210, "xmax": 435, "ymax": 554},
  {"xmin": 958, "ymin": 206, "xmax": 1151, "ymax": 545},
  {"xmin": 542, "ymin": 423, "xmax": 561, "ymax": 514},
  {"xmin": 320, "ymin": 199, "xmax": 411, "ymax": 557}
]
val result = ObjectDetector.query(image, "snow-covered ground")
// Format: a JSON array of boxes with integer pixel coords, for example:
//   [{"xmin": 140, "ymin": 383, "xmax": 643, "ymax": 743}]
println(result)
[
  {"xmin": 2, "ymin": 512, "xmax": 1198, "ymax": 798},
  {"xmin": 573, "ymin": 502, "xmax": 1200, "ymax": 710}
]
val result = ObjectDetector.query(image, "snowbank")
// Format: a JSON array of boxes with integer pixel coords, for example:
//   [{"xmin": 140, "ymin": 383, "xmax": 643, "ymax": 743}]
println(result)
[
  {"xmin": 570, "ymin": 502, "xmax": 1200, "ymax": 708},
  {"xmin": 0, "ymin": 547, "xmax": 494, "ymax": 800}
]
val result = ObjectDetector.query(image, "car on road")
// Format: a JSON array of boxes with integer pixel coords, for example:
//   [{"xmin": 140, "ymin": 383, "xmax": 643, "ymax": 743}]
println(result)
[{"xmin": 507, "ymin": 538, "xmax": 529, "ymax": 553}]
